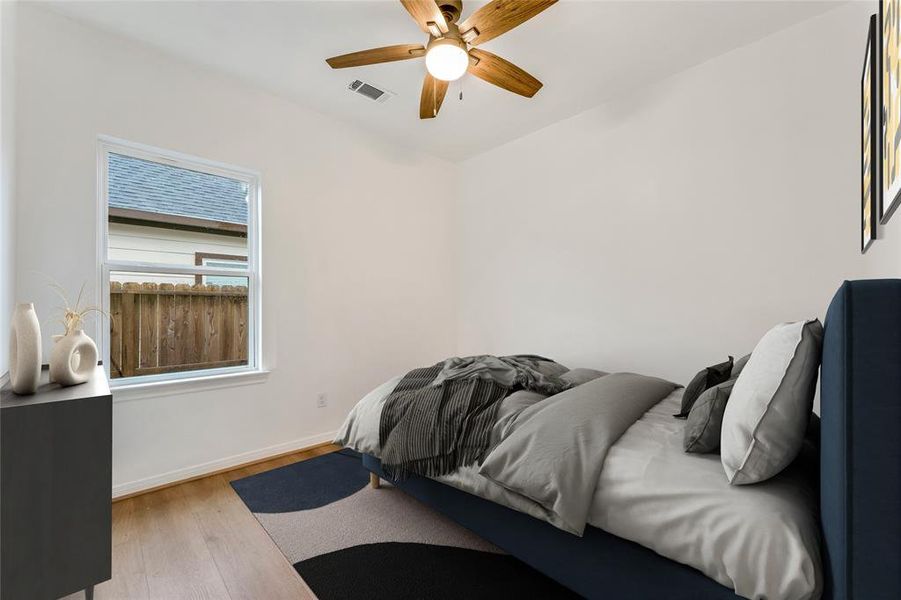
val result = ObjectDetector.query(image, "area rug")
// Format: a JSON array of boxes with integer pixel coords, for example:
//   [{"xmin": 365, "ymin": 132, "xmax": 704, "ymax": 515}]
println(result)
[{"xmin": 230, "ymin": 449, "xmax": 578, "ymax": 599}]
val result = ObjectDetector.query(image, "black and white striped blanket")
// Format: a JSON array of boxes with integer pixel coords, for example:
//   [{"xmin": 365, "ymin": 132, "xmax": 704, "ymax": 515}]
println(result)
[{"xmin": 378, "ymin": 355, "xmax": 569, "ymax": 480}]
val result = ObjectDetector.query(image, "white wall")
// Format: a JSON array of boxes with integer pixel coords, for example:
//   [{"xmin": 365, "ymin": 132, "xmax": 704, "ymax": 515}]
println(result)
[
  {"xmin": 455, "ymin": 3, "xmax": 877, "ymax": 385},
  {"xmin": 15, "ymin": 5, "xmax": 457, "ymax": 495},
  {"xmin": 0, "ymin": 1, "xmax": 16, "ymax": 378}
]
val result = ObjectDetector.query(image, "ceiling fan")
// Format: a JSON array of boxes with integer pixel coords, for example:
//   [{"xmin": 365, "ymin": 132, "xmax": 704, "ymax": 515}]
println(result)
[{"xmin": 325, "ymin": 0, "xmax": 557, "ymax": 119}]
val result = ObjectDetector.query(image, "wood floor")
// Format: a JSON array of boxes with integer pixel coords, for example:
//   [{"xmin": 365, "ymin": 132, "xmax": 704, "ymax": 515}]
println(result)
[{"xmin": 65, "ymin": 444, "xmax": 341, "ymax": 600}]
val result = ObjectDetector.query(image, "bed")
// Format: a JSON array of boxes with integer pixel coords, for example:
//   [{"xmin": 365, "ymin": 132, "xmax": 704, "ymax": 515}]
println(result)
[{"xmin": 340, "ymin": 280, "xmax": 901, "ymax": 599}]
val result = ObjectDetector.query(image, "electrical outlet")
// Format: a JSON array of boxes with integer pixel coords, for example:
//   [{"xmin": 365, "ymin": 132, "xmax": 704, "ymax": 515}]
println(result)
[{"xmin": 317, "ymin": 393, "xmax": 328, "ymax": 408}]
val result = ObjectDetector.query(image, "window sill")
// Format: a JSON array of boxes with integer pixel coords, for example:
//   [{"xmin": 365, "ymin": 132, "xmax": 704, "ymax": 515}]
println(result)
[{"xmin": 111, "ymin": 368, "xmax": 271, "ymax": 403}]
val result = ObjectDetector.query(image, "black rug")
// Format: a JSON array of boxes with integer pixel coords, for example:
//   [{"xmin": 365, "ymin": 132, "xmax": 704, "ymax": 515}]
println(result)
[{"xmin": 231, "ymin": 449, "xmax": 579, "ymax": 599}]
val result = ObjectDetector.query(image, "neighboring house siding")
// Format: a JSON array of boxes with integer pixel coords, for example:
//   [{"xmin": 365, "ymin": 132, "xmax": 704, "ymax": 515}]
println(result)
[{"xmin": 108, "ymin": 222, "xmax": 246, "ymax": 284}]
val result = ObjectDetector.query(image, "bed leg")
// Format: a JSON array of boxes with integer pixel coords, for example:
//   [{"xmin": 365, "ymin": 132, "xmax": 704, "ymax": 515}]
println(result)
[{"xmin": 369, "ymin": 472, "xmax": 381, "ymax": 489}]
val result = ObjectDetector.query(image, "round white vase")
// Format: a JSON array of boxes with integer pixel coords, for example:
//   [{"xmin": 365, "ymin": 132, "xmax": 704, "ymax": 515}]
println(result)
[
  {"xmin": 49, "ymin": 328, "xmax": 98, "ymax": 387},
  {"xmin": 9, "ymin": 303, "xmax": 43, "ymax": 394}
]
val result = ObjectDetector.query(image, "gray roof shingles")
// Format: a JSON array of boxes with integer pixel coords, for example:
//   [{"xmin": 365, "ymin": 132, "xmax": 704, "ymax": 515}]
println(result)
[{"xmin": 108, "ymin": 153, "xmax": 248, "ymax": 225}]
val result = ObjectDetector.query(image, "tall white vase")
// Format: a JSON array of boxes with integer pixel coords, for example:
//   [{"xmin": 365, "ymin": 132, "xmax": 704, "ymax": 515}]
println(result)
[
  {"xmin": 9, "ymin": 303, "xmax": 42, "ymax": 395},
  {"xmin": 49, "ymin": 328, "xmax": 98, "ymax": 387}
]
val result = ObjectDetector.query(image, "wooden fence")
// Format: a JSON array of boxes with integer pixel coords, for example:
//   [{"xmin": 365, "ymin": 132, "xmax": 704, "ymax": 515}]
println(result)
[{"xmin": 109, "ymin": 281, "xmax": 248, "ymax": 379}]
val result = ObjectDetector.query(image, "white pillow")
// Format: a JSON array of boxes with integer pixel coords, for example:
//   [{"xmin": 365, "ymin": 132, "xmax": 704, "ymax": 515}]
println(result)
[{"xmin": 720, "ymin": 319, "xmax": 823, "ymax": 485}]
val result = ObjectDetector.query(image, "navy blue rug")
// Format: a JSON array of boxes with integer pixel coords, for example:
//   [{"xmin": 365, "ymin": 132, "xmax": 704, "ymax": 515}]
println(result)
[{"xmin": 231, "ymin": 449, "xmax": 579, "ymax": 599}]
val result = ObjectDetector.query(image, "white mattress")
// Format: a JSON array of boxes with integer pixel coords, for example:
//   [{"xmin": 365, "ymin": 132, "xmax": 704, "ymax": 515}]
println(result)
[{"xmin": 336, "ymin": 384, "xmax": 822, "ymax": 599}]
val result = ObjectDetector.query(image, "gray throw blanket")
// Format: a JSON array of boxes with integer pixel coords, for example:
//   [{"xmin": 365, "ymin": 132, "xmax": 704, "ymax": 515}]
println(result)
[{"xmin": 379, "ymin": 355, "xmax": 570, "ymax": 480}]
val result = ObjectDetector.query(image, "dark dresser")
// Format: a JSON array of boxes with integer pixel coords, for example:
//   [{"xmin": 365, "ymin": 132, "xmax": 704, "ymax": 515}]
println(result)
[{"xmin": 1, "ymin": 365, "xmax": 112, "ymax": 600}]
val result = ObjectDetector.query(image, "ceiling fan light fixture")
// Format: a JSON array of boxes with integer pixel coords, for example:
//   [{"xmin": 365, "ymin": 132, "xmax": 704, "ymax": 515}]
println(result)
[
  {"xmin": 425, "ymin": 38, "xmax": 469, "ymax": 82},
  {"xmin": 324, "ymin": 0, "xmax": 558, "ymax": 119}
]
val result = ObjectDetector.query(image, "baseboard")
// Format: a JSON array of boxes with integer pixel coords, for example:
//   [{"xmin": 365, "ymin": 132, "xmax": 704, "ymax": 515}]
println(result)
[{"xmin": 112, "ymin": 430, "xmax": 338, "ymax": 500}]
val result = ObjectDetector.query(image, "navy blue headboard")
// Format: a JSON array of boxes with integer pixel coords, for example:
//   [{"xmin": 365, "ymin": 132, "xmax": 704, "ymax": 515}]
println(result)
[{"xmin": 821, "ymin": 280, "xmax": 901, "ymax": 599}]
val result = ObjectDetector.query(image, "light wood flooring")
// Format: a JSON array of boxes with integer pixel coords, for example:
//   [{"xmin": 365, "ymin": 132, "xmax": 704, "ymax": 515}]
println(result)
[{"xmin": 65, "ymin": 444, "xmax": 341, "ymax": 600}]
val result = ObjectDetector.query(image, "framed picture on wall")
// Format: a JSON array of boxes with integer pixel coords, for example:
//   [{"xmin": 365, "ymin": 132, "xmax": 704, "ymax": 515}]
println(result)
[
  {"xmin": 864, "ymin": 14, "xmax": 880, "ymax": 253},
  {"xmin": 881, "ymin": 0, "xmax": 901, "ymax": 223}
]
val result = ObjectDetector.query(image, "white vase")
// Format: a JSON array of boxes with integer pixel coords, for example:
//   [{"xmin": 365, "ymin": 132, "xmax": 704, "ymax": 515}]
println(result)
[
  {"xmin": 9, "ymin": 303, "xmax": 43, "ymax": 394},
  {"xmin": 49, "ymin": 328, "xmax": 98, "ymax": 387}
]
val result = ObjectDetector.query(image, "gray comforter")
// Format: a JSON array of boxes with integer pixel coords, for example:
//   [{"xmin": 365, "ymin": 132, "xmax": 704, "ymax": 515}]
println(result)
[{"xmin": 342, "ymin": 369, "xmax": 677, "ymax": 535}]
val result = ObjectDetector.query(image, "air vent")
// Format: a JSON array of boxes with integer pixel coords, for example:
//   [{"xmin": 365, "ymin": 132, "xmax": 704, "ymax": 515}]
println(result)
[{"xmin": 348, "ymin": 79, "xmax": 395, "ymax": 104}]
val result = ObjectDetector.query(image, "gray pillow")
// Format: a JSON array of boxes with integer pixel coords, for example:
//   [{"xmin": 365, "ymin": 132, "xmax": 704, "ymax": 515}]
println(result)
[
  {"xmin": 674, "ymin": 356, "xmax": 734, "ymax": 418},
  {"xmin": 493, "ymin": 390, "xmax": 548, "ymax": 442},
  {"xmin": 681, "ymin": 354, "xmax": 750, "ymax": 451},
  {"xmin": 721, "ymin": 320, "xmax": 823, "ymax": 485},
  {"xmin": 683, "ymin": 378, "xmax": 736, "ymax": 453},
  {"xmin": 561, "ymin": 368, "xmax": 608, "ymax": 387},
  {"xmin": 731, "ymin": 353, "xmax": 751, "ymax": 378}
]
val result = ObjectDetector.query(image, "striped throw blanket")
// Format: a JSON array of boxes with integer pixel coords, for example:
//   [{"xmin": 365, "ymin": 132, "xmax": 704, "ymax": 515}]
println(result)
[{"xmin": 378, "ymin": 355, "xmax": 569, "ymax": 480}]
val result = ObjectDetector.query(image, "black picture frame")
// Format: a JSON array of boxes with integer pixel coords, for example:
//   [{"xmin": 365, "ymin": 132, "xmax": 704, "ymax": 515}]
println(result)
[
  {"xmin": 864, "ymin": 14, "xmax": 880, "ymax": 253},
  {"xmin": 880, "ymin": 1, "xmax": 901, "ymax": 224}
]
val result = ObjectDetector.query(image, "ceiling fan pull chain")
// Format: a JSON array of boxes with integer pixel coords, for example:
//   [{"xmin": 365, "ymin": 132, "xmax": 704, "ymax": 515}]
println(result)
[{"xmin": 459, "ymin": 78, "xmax": 464, "ymax": 101}]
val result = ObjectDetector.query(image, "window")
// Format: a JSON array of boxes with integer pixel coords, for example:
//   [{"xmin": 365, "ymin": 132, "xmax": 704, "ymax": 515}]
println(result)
[
  {"xmin": 194, "ymin": 253, "xmax": 248, "ymax": 286},
  {"xmin": 98, "ymin": 137, "xmax": 261, "ymax": 386}
]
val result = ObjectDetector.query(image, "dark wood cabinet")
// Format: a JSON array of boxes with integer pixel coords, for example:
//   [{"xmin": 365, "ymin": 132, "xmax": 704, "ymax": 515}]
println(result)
[{"xmin": 1, "ymin": 365, "xmax": 112, "ymax": 600}]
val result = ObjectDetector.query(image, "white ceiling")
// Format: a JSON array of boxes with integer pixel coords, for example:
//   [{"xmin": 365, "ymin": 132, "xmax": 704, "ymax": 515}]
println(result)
[{"xmin": 44, "ymin": 0, "xmax": 843, "ymax": 162}]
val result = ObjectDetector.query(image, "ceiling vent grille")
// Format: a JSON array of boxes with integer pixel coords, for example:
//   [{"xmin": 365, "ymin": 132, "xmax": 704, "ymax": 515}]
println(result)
[{"xmin": 348, "ymin": 79, "xmax": 394, "ymax": 104}]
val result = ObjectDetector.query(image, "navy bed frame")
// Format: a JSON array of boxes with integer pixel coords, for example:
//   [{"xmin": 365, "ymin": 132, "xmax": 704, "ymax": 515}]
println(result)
[{"xmin": 363, "ymin": 280, "xmax": 901, "ymax": 599}]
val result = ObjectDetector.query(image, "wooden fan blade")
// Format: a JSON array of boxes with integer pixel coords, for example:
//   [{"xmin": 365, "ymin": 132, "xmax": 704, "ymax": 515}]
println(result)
[
  {"xmin": 326, "ymin": 44, "xmax": 426, "ymax": 69},
  {"xmin": 459, "ymin": 0, "xmax": 557, "ymax": 46},
  {"xmin": 468, "ymin": 48, "xmax": 542, "ymax": 98},
  {"xmin": 419, "ymin": 73, "xmax": 449, "ymax": 119},
  {"xmin": 400, "ymin": 0, "xmax": 448, "ymax": 35}
]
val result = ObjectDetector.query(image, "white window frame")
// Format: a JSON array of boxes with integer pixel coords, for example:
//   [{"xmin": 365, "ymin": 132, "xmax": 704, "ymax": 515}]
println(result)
[{"xmin": 96, "ymin": 135, "xmax": 264, "ymax": 393}]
